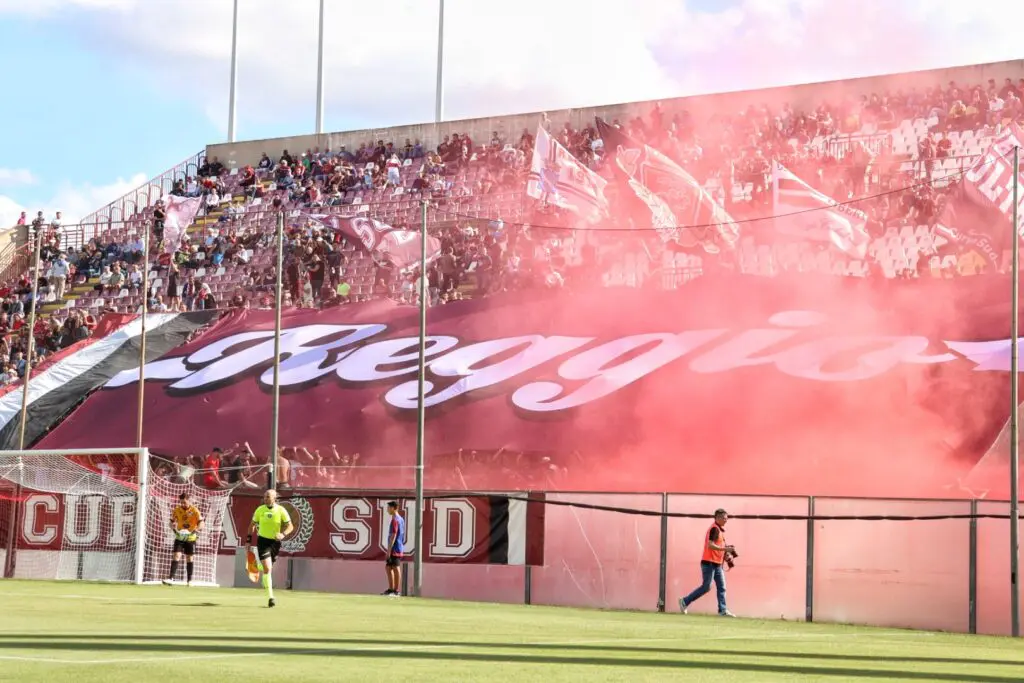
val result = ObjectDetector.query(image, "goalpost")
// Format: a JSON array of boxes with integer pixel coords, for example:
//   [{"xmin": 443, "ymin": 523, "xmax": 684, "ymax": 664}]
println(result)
[{"xmin": 0, "ymin": 448, "xmax": 231, "ymax": 586}]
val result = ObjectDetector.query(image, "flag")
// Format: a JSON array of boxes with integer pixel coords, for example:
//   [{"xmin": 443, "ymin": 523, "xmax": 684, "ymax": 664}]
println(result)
[
  {"xmin": 312, "ymin": 214, "xmax": 440, "ymax": 271},
  {"xmin": 595, "ymin": 117, "xmax": 738, "ymax": 254},
  {"xmin": 771, "ymin": 162, "xmax": 870, "ymax": 259},
  {"xmin": 526, "ymin": 125, "xmax": 608, "ymax": 223},
  {"xmin": 934, "ymin": 123, "xmax": 1024, "ymax": 268},
  {"xmin": 162, "ymin": 195, "xmax": 203, "ymax": 254}
]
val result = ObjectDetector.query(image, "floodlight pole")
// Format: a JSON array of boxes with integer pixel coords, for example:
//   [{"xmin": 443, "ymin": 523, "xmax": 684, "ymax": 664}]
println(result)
[
  {"xmin": 1011, "ymin": 144, "xmax": 1021, "ymax": 639},
  {"xmin": 269, "ymin": 211, "xmax": 285, "ymax": 490},
  {"xmin": 434, "ymin": 0, "xmax": 444, "ymax": 124},
  {"xmin": 136, "ymin": 219, "xmax": 152, "ymax": 449},
  {"xmin": 227, "ymin": 0, "xmax": 240, "ymax": 142},
  {"xmin": 315, "ymin": 0, "xmax": 325, "ymax": 134},
  {"xmin": 413, "ymin": 200, "xmax": 429, "ymax": 597}
]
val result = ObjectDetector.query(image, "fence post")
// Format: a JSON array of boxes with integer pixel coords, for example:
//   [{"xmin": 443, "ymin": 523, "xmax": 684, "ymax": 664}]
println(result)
[
  {"xmin": 524, "ymin": 489, "xmax": 533, "ymax": 606},
  {"xmin": 969, "ymin": 498, "xmax": 978, "ymax": 634},
  {"xmin": 805, "ymin": 496, "xmax": 815, "ymax": 623},
  {"xmin": 657, "ymin": 492, "xmax": 669, "ymax": 613}
]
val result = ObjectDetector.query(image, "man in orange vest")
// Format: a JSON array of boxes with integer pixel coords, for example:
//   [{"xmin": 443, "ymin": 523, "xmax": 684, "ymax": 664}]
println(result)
[{"xmin": 679, "ymin": 508, "xmax": 736, "ymax": 617}]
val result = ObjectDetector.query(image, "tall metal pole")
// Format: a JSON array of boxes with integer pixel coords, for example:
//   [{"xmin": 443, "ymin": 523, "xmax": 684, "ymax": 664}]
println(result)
[
  {"xmin": 1011, "ymin": 144, "xmax": 1021, "ymax": 638},
  {"xmin": 227, "ymin": 0, "xmax": 240, "ymax": 142},
  {"xmin": 4, "ymin": 226, "xmax": 45, "ymax": 578},
  {"xmin": 16, "ymin": 227, "xmax": 44, "ymax": 450},
  {"xmin": 315, "ymin": 0, "xmax": 326, "ymax": 134},
  {"xmin": 269, "ymin": 211, "xmax": 285, "ymax": 490},
  {"xmin": 413, "ymin": 200, "xmax": 429, "ymax": 596},
  {"xmin": 434, "ymin": 0, "xmax": 445, "ymax": 124},
  {"xmin": 136, "ymin": 220, "xmax": 152, "ymax": 449}
]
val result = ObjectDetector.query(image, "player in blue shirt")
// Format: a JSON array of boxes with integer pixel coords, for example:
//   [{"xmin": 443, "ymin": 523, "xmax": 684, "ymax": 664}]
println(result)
[{"xmin": 383, "ymin": 500, "xmax": 406, "ymax": 597}]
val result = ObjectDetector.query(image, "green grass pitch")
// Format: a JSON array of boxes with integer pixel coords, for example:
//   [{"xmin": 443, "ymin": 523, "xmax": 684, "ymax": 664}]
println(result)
[{"xmin": 0, "ymin": 580, "xmax": 1021, "ymax": 682}]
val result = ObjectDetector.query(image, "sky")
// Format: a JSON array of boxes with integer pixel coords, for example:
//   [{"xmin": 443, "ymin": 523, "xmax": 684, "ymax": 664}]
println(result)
[{"xmin": 0, "ymin": 0, "xmax": 1022, "ymax": 226}]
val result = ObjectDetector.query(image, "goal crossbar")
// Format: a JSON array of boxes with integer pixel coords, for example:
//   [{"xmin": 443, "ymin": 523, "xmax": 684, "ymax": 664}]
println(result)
[{"xmin": 0, "ymin": 448, "xmax": 231, "ymax": 587}]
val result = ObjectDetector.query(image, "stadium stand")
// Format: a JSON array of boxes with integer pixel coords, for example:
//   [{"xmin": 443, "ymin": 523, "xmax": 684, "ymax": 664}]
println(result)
[{"xmin": 2, "ymin": 64, "xmax": 1023, "ymax": 387}]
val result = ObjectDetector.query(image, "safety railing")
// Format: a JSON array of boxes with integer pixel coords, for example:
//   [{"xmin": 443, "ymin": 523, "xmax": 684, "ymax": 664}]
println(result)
[
  {"xmin": 76, "ymin": 150, "xmax": 206, "ymax": 245},
  {"xmin": 259, "ymin": 489, "xmax": 1017, "ymax": 637}
]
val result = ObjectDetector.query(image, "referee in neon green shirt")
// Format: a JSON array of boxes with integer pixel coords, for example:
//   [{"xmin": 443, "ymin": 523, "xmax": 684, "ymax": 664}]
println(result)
[{"xmin": 248, "ymin": 489, "xmax": 294, "ymax": 608}]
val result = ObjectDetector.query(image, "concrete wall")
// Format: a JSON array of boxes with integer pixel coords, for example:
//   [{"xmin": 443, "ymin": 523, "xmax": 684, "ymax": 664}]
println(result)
[{"xmin": 207, "ymin": 60, "xmax": 1024, "ymax": 170}]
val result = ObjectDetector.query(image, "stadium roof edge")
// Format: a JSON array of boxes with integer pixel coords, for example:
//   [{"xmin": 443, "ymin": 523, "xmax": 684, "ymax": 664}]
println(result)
[{"xmin": 206, "ymin": 59, "xmax": 1024, "ymax": 170}]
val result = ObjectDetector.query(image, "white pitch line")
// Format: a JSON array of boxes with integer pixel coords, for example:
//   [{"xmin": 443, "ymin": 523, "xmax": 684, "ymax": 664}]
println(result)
[
  {"xmin": 0, "ymin": 642, "xmax": 664, "ymax": 666},
  {"xmin": 0, "ymin": 592, "xmax": 223, "ymax": 604},
  {"xmin": 0, "ymin": 653, "xmax": 267, "ymax": 666}
]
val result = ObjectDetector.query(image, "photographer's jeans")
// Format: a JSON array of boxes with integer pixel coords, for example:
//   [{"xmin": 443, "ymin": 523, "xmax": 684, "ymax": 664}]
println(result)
[{"xmin": 682, "ymin": 560, "xmax": 727, "ymax": 614}]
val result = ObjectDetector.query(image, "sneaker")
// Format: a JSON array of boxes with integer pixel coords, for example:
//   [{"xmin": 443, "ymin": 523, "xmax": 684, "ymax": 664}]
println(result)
[
  {"xmin": 719, "ymin": 610, "xmax": 736, "ymax": 618},
  {"xmin": 268, "ymin": 598, "xmax": 276, "ymax": 608},
  {"xmin": 380, "ymin": 589, "xmax": 394, "ymax": 596},
  {"xmin": 678, "ymin": 599, "xmax": 688, "ymax": 614},
  {"xmin": 161, "ymin": 579, "xmax": 173, "ymax": 586},
  {"xmin": 388, "ymin": 592, "xmax": 401, "ymax": 599},
  {"xmin": 186, "ymin": 581, "xmax": 192, "ymax": 588}
]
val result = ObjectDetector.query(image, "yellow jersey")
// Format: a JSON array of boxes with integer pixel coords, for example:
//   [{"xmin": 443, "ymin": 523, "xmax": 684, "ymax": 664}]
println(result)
[
  {"xmin": 171, "ymin": 504, "xmax": 202, "ymax": 542},
  {"xmin": 252, "ymin": 504, "xmax": 292, "ymax": 541}
]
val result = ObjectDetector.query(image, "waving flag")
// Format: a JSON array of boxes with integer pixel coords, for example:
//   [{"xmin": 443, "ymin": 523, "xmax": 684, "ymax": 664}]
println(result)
[
  {"xmin": 527, "ymin": 125, "xmax": 608, "ymax": 223},
  {"xmin": 771, "ymin": 162, "xmax": 870, "ymax": 258},
  {"xmin": 162, "ymin": 195, "xmax": 203, "ymax": 253},
  {"xmin": 595, "ymin": 117, "xmax": 738, "ymax": 253},
  {"xmin": 311, "ymin": 214, "xmax": 440, "ymax": 270},
  {"xmin": 934, "ymin": 123, "xmax": 1024, "ymax": 267}
]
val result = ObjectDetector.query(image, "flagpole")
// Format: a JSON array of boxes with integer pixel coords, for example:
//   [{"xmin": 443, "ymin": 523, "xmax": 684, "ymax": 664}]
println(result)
[
  {"xmin": 136, "ymin": 219, "xmax": 152, "ymax": 449},
  {"xmin": 4, "ymin": 225, "xmax": 45, "ymax": 578},
  {"xmin": 269, "ymin": 211, "xmax": 284, "ymax": 490},
  {"xmin": 1011, "ymin": 143, "xmax": 1021, "ymax": 639},
  {"xmin": 413, "ymin": 200, "xmax": 428, "ymax": 597},
  {"xmin": 434, "ymin": 0, "xmax": 444, "ymax": 124},
  {"xmin": 315, "ymin": 0, "xmax": 325, "ymax": 135},
  {"xmin": 16, "ymin": 226, "xmax": 44, "ymax": 450},
  {"xmin": 227, "ymin": 0, "xmax": 239, "ymax": 142}
]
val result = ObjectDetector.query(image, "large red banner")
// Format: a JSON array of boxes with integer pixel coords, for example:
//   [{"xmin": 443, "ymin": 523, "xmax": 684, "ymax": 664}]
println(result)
[
  {"xmin": 218, "ymin": 491, "xmax": 543, "ymax": 564},
  {"xmin": 1, "ymin": 490, "xmax": 545, "ymax": 565},
  {"xmin": 37, "ymin": 276, "xmax": 1022, "ymax": 497}
]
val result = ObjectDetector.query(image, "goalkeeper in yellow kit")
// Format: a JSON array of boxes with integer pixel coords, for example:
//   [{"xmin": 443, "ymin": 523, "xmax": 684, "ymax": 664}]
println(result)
[
  {"xmin": 164, "ymin": 492, "xmax": 203, "ymax": 586},
  {"xmin": 249, "ymin": 489, "xmax": 293, "ymax": 608}
]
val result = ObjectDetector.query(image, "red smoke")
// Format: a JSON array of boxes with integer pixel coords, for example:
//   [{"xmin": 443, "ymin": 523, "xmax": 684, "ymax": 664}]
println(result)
[{"xmin": 442, "ymin": 269, "xmax": 1015, "ymax": 501}]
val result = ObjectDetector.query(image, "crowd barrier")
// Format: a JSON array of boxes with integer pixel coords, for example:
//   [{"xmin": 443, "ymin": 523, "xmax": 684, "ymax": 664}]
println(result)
[{"xmin": 262, "ymin": 491, "xmax": 1017, "ymax": 637}]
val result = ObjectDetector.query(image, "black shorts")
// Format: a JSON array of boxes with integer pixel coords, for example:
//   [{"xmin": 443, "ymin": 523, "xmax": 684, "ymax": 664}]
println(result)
[
  {"xmin": 172, "ymin": 539, "xmax": 196, "ymax": 557},
  {"xmin": 385, "ymin": 552, "xmax": 403, "ymax": 568},
  {"xmin": 256, "ymin": 536, "xmax": 282, "ymax": 562}
]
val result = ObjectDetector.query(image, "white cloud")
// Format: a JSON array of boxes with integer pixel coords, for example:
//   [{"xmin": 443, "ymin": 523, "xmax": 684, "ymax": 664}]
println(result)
[
  {"xmin": 1, "ymin": 0, "xmax": 1022, "ymax": 231},
  {"xmin": 0, "ymin": 195, "xmax": 28, "ymax": 230},
  {"xmin": 0, "ymin": 172, "xmax": 147, "ymax": 228},
  {"xmin": 4, "ymin": 0, "xmax": 1024, "ymax": 135},
  {"xmin": 0, "ymin": 168, "xmax": 37, "ymax": 186},
  {"xmin": 15, "ymin": 0, "xmax": 1018, "ymax": 138}
]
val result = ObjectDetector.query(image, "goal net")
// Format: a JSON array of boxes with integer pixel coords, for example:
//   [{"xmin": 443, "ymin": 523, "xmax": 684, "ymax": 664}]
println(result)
[{"xmin": 0, "ymin": 449, "xmax": 231, "ymax": 586}]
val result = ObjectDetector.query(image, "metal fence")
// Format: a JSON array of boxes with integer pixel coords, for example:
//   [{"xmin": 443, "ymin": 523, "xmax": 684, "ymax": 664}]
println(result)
[{"xmin": 276, "ymin": 492, "xmax": 1017, "ymax": 637}]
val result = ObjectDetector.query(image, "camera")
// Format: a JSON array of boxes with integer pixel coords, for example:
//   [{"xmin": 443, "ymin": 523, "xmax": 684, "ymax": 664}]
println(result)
[{"xmin": 724, "ymin": 545, "xmax": 738, "ymax": 569}]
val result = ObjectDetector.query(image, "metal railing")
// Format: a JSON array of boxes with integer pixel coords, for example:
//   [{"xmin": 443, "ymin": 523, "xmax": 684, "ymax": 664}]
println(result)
[
  {"xmin": 0, "ymin": 240, "xmax": 32, "ymax": 287},
  {"xmin": 262, "ymin": 489, "xmax": 1017, "ymax": 637},
  {"xmin": 76, "ymin": 150, "xmax": 206, "ymax": 245}
]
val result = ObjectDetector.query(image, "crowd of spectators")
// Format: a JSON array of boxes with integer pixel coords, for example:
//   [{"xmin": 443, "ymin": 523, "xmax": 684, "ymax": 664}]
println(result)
[{"xmin": 149, "ymin": 442, "xmax": 568, "ymax": 492}]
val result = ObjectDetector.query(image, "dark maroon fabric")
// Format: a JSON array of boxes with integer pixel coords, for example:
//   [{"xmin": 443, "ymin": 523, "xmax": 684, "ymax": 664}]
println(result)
[{"xmin": 36, "ymin": 275, "xmax": 1020, "ymax": 496}]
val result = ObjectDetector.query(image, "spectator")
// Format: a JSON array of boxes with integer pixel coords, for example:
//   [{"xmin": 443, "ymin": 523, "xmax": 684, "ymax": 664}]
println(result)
[{"xmin": 202, "ymin": 447, "xmax": 224, "ymax": 489}]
